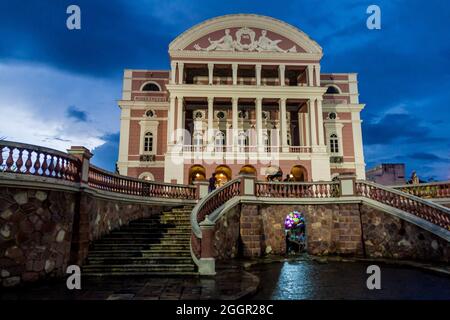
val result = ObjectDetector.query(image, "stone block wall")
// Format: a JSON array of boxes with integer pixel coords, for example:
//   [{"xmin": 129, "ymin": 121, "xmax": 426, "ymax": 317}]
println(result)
[
  {"xmin": 259, "ymin": 204, "xmax": 363, "ymax": 257},
  {"xmin": 240, "ymin": 204, "xmax": 263, "ymax": 257},
  {"xmin": 219, "ymin": 202, "xmax": 448, "ymax": 262},
  {"xmin": 0, "ymin": 187, "xmax": 76, "ymax": 288},
  {"xmin": 213, "ymin": 205, "xmax": 240, "ymax": 260},
  {"xmin": 0, "ymin": 185, "xmax": 179, "ymax": 287},
  {"xmin": 360, "ymin": 204, "xmax": 450, "ymax": 262}
]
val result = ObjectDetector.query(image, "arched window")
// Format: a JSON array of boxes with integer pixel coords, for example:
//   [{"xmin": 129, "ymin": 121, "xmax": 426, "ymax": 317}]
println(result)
[
  {"xmin": 330, "ymin": 134, "xmax": 339, "ymax": 153},
  {"xmin": 238, "ymin": 131, "xmax": 248, "ymax": 152},
  {"xmin": 141, "ymin": 82, "xmax": 160, "ymax": 91},
  {"xmin": 193, "ymin": 131, "xmax": 203, "ymax": 146},
  {"xmin": 144, "ymin": 132, "xmax": 154, "ymax": 153},
  {"xmin": 139, "ymin": 172, "xmax": 154, "ymax": 181},
  {"xmin": 325, "ymin": 86, "xmax": 340, "ymax": 94},
  {"xmin": 215, "ymin": 131, "xmax": 225, "ymax": 152}
]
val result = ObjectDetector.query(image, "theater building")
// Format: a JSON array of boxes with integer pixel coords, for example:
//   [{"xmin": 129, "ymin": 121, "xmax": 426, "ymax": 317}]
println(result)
[{"xmin": 117, "ymin": 14, "xmax": 366, "ymax": 184}]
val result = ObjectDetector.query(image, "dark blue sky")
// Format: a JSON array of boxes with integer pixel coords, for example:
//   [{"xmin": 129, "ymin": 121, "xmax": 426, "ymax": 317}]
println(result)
[{"xmin": 0, "ymin": 0, "xmax": 449, "ymax": 180}]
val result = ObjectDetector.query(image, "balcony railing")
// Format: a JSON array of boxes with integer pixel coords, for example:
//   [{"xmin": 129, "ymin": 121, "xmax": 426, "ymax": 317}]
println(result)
[{"xmin": 179, "ymin": 144, "xmax": 312, "ymax": 154}]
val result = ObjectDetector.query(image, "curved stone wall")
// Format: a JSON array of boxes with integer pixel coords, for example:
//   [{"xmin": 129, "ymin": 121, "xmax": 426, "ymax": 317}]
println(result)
[
  {"xmin": 212, "ymin": 202, "xmax": 450, "ymax": 263},
  {"xmin": 0, "ymin": 177, "xmax": 193, "ymax": 288}
]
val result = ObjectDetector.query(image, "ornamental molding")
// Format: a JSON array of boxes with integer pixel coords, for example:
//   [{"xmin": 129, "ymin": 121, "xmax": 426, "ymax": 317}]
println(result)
[{"xmin": 169, "ymin": 14, "xmax": 322, "ymax": 55}]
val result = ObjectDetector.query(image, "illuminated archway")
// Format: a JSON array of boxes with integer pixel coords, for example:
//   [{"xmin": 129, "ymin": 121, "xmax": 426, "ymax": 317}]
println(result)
[
  {"xmin": 214, "ymin": 165, "xmax": 232, "ymax": 187},
  {"xmin": 290, "ymin": 165, "xmax": 308, "ymax": 182},
  {"xmin": 188, "ymin": 164, "xmax": 206, "ymax": 184},
  {"xmin": 239, "ymin": 165, "xmax": 257, "ymax": 176}
]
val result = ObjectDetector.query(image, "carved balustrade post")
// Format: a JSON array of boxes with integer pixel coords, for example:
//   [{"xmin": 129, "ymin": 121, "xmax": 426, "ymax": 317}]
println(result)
[
  {"xmin": 337, "ymin": 173, "xmax": 357, "ymax": 197},
  {"xmin": 67, "ymin": 146, "xmax": 93, "ymax": 183},
  {"xmin": 198, "ymin": 215, "xmax": 216, "ymax": 275},
  {"xmin": 194, "ymin": 180, "xmax": 209, "ymax": 200},
  {"xmin": 239, "ymin": 173, "xmax": 256, "ymax": 196}
]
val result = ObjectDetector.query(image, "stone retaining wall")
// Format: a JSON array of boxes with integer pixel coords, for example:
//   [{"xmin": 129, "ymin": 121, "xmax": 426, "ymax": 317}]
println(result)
[
  {"xmin": 0, "ymin": 185, "xmax": 180, "ymax": 287},
  {"xmin": 213, "ymin": 202, "xmax": 449, "ymax": 262},
  {"xmin": 361, "ymin": 204, "xmax": 450, "ymax": 262},
  {"xmin": 0, "ymin": 187, "xmax": 76, "ymax": 287}
]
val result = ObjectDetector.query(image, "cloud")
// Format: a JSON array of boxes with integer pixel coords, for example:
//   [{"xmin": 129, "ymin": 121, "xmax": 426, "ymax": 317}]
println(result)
[
  {"xmin": 91, "ymin": 132, "xmax": 120, "ymax": 172},
  {"xmin": 363, "ymin": 113, "xmax": 432, "ymax": 145},
  {"xmin": 406, "ymin": 152, "xmax": 448, "ymax": 162},
  {"xmin": 0, "ymin": 62, "xmax": 119, "ymax": 152},
  {"xmin": 66, "ymin": 105, "xmax": 88, "ymax": 122}
]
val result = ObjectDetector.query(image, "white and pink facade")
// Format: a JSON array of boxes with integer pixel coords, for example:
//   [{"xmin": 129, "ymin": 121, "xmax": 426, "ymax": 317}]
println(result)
[{"xmin": 117, "ymin": 14, "xmax": 366, "ymax": 184}]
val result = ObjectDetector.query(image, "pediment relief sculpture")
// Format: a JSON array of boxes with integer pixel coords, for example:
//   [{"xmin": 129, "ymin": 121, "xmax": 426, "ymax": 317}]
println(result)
[{"xmin": 193, "ymin": 27, "xmax": 297, "ymax": 53}]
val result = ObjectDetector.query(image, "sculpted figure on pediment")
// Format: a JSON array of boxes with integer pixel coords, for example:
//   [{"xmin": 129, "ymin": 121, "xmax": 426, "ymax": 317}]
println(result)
[{"xmin": 193, "ymin": 27, "xmax": 297, "ymax": 53}]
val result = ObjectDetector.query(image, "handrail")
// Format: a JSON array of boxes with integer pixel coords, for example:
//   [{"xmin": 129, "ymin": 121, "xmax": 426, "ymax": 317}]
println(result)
[
  {"xmin": 391, "ymin": 181, "xmax": 450, "ymax": 199},
  {"xmin": 0, "ymin": 140, "xmax": 81, "ymax": 182},
  {"xmin": 356, "ymin": 180, "xmax": 450, "ymax": 230},
  {"xmin": 191, "ymin": 178, "xmax": 241, "ymax": 238},
  {"xmin": 88, "ymin": 164, "xmax": 196, "ymax": 200}
]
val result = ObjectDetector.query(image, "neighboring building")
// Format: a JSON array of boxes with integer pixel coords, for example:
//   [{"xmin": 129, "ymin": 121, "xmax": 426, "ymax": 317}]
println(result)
[
  {"xmin": 117, "ymin": 14, "xmax": 366, "ymax": 184},
  {"xmin": 366, "ymin": 163, "xmax": 406, "ymax": 186}
]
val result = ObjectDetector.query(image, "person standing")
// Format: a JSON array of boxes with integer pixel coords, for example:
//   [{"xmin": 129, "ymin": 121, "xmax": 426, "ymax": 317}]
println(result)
[{"xmin": 208, "ymin": 173, "xmax": 217, "ymax": 193}]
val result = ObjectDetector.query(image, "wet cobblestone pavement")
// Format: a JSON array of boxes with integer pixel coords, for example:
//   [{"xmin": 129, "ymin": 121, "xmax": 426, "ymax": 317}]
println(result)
[
  {"xmin": 249, "ymin": 259, "xmax": 450, "ymax": 300},
  {"xmin": 0, "ymin": 269, "xmax": 258, "ymax": 300}
]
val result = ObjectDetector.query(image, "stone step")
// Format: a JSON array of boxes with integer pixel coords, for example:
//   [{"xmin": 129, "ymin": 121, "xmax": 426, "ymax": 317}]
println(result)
[
  {"xmin": 103, "ymin": 232, "xmax": 190, "ymax": 239},
  {"xmin": 83, "ymin": 271, "xmax": 198, "ymax": 277},
  {"xmin": 121, "ymin": 225, "xmax": 191, "ymax": 230},
  {"xmin": 91, "ymin": 242, "xmax": 190, "ymax": 248},
  {"xmin": 87, "ymin": 250, "xmax": 191, "ymax": 258},
  {"xmin": 82, "ymin": 264, "xmax": 196, "ymax": 273},
  {"xmin": 93, "ymin": 239, "xmax": 190, "ymax": 245},
  {"xmin": 86, "ymin": 257, "xmax": 193, "ymax": 265}
]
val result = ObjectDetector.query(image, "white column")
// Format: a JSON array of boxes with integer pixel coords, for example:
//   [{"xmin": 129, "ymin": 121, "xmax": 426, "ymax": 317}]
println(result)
[
  {"xmin": 307, "ymin": 65, "xmax": 314, "ymax": 86},
  {"xmin": 279, "ymin": 98, "xmax": 288, "ymax": 152},
  {"xmin": 170, "ymin": 61, "xmax": 177, "ymax": 84},
  {"xmin": 208, "ymin": 63, "xmax": 214, "ymax": 85},
  {"xmin": 352, "ymin": 111, "xmax": 366, "ymax": 179},
  {"xmin": 167, "ymin": 96, "xmax": 176, "ymax": 145},
  {"xmin": 256, "ymin": 64, "xmax": 262, "ymax": 86},
  {"xmin": 316, "ymin": 98, "xmax": 325, "ymax": 146},
  {"xmin": 207, "ymin": 97, "xmax": 214, "ymax": 143},
  {"xmin": 298, "ymin": 113, "xmax": 304, "ymax": 146},
  {"xmin": 232, "ymin": 97, "xmax": 238, "ymax": 152},
  {"xmin": 176, "ymin": 96, "xmax": 184, "ymax": 143},
  {"xmin": 315, "ymin": 64, "xmax": 321, "ymax": 87},
  {"xmin": 308, "ymin": 99, "xmax": 317, "ymax": 146},
  {"xmin": 178, "ymin": 62, "xmax": 184, "ymax": 84},
  {"xmin": 117, "ymin": 107, "xmax": 130, "ymax": 175},
  {"xmin": 232, "ymin": 64, "xmax": 238, "ymax": 85},
  {"xmin": 279, "ymin": 65, "xmax": 285, "ymax": 86},
  {"xmin": 305, "ymin": 109, "xmax": 310, "ymax": 146},
  {"xmin": 256, "ymin": 97, "xmax": 263, "ymax": 152}
]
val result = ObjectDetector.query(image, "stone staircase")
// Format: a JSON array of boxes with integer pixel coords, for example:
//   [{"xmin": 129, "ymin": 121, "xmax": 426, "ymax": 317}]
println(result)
[{"xmin": 82, "ymin": 206, "xmax": 197, "ymax": 276}]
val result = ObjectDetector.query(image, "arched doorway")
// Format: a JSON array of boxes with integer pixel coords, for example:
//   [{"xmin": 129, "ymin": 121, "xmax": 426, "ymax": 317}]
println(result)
[
  {"xmin": 284, "ymin": 210, "xmax": 306, "ymax": 255},
  {"xmin": 188, "ymin": 165, "xmax": 206, "ymax": 184},
  {"xmin": 214, "ymin": 165, "xmax": 232, "ymax": 187},
  {"xmin": 290, "ymin": 165, "xmax": 308, "ymax": 182},
  {"xmin": 239, "ymin": 165, "xmax": 257, "ymax": 176}
]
